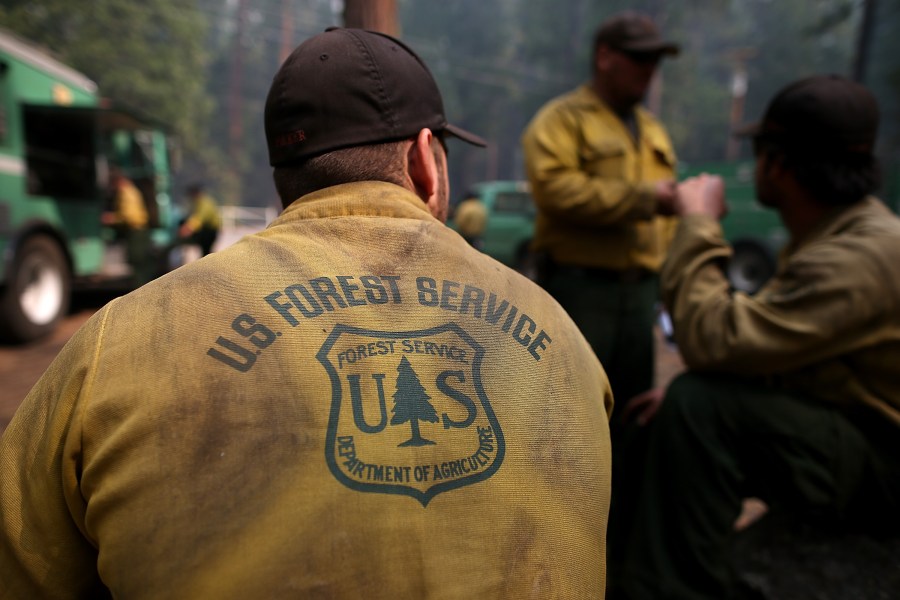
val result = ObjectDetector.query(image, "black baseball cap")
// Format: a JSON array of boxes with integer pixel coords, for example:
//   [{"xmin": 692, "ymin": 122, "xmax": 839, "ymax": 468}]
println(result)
[
  {"xmin": 265, "ymin": 27, "xmax": 487, "ymax": 166},
  {"xmin": 594, "ymin": 11, "xmax": 680, "ymax": 56},
  {"xmin": 735, "ymin": 74, "xmax": 879, "ymax": 155}
]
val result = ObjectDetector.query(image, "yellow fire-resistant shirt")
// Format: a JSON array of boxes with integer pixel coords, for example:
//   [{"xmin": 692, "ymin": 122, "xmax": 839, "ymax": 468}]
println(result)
[
  {"xmin": 112, "ymin": 179, "xmax": 148, "ymax": 230},
  {"xmin": 522, "ymin": 84, "xmax": 678, "ymax": 271},
  {"xmin": 0, "ymin": 181, "xmax": 613, "ymax": 599},
  {"xmin": 662, "ymin": 197, "xmax": 900, "ymax": 428},
  {"xmin": 452, "ymin": 198, "xmax": 488, "ymax": 239},
  {"xmin": 184, "ymin": 192, "xmax": 222, "ymax": 232}
]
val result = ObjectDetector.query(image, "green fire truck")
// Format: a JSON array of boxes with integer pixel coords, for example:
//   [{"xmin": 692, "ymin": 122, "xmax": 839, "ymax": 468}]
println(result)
[{"xmin": 0, "ymin": 28, "xmax": 176, "ymax": 342}]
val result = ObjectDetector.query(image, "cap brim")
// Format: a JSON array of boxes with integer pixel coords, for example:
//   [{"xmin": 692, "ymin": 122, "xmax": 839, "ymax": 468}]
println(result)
[
  {"xmin": 445, "ymin": 123, "xmax": 487, "ymax": 148},
  {"xmin": 619, "ymin": 41, "xmax": 680, "ymax": 56}
]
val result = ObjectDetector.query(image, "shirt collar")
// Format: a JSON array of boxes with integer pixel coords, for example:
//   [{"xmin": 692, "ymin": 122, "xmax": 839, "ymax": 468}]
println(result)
[
  {"xmin": 274, "ymin": 181, "xmax": 436, "ymax": 225},
  {"xmin": 786, "ymin": 196, "xmax": 890, "ymax": 255}
]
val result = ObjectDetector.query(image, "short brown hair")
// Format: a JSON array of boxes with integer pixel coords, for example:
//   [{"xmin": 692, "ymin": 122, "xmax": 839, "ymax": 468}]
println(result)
[{"xmin": 272, "ymin": 140, "xmax": 408, "ymax": 208}]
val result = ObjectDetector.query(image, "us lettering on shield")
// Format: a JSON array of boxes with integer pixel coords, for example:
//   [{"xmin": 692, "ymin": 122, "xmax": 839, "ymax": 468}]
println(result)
[{"xmin": 318, "ymin": 323, "xmax": 505, "ymax": 506}]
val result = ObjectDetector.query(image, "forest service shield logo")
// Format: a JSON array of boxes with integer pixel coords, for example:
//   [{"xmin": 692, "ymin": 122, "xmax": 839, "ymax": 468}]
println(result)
[{"xmin": 318, "ymin": 323, "xmax": 505, "ymax": 506}]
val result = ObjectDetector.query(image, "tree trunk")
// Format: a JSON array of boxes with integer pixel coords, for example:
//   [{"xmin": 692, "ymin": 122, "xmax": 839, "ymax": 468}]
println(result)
[{"xmin": 343, "ymin": 0, "xmax": 400, "ymax": 37}]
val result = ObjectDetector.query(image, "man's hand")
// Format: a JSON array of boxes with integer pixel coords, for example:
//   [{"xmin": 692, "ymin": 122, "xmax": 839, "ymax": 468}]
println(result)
[
  {"xmin": 621, "ymin": 387, "xmax": 666, "ymax": 426},
  {"xmin": 675, "ymin": 174, "xmax": 727, "ymax": 219},
  {"xmin": 654, "ymin": 179, "xmax": 678, "ymax": 215}
]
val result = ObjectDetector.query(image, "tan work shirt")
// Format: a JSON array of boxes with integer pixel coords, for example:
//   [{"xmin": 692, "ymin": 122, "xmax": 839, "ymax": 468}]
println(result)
[
  {"xmin": 662, "ymin": 197, "xmax": 900, "ymax": 428},
  {"xmin": 0, "ymin": 182, "xmax": 613, "ymax": 599},
  {"xmin": 522, "ymin": 84, "xmax": 678, "ymax": 271}
]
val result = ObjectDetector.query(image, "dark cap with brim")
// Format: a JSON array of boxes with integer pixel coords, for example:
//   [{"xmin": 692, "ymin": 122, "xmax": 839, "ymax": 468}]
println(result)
[
  {"xmin": 734, "ymin": 74, "xmax": 879, "ymax": 155},
  {"xmin": 595, "ymin": 11, "xmax": 680, "ymax": 56},
  {"xmin": 265, "ymin": 27, "xmax": 486, "ymax": 166}
]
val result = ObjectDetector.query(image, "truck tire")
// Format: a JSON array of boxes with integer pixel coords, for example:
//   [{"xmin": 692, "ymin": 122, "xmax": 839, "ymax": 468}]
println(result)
[
  {"xmin": 0, "ymin": 235, "xmax": 71, "ymax": 343},
  {"xmin": 728, "ymin": 240, "xmax": 775, "ymax": 295}
]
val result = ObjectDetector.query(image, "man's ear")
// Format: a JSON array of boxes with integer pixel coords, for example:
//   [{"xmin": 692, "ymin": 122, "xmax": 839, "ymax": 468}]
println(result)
[
  {"xmin": 407, "ymin": 128, "xmax": 440, "ymax": 207},
  {"xmin": 761, "ymin": 148, "xmax": 787, "ymax": 178},
  {"xmin": 595, "ymin": 45, "xmax": 614, "ymax": 72}
]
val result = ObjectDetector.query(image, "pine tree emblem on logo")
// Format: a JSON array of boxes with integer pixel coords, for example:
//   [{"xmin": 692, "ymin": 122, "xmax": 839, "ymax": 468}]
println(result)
[{"xmin": 318, "ymin": 323, "xmax": 505, "ymax": 506}]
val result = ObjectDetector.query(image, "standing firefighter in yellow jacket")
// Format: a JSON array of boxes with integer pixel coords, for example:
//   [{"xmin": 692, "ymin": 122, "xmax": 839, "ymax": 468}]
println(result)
[
  {"xmin": 178, "ymin": 182, "xmax": 222, "ymax": 256},
  {"xmin": 0, "ymin": 28, "xmax": 613, "ymax": 599},
  {"xmin": 522, "ymin": 11, "xmax": 680, "ymax": 409}
]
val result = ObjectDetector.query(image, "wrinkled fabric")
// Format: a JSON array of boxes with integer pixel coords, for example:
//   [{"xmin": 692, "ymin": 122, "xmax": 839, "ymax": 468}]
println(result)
[
  {"xmin": 521, "ymin": 84, "xmax": 678, "ymax": 271},
  {"xmin": 0, "ymin": 181, "xmax": 613, "ymax": 599},
  {"xmin": 661, "ymin": 196, "xmax": 900, "ymax": 427}
]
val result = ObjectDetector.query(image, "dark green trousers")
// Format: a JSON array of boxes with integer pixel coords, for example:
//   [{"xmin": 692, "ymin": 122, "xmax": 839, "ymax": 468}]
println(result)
[
  {"xmin": 543, "ymin": 267, "xmax": 659, "ymax": 407},
  {"xmin": 125, "ymin": 228, "xmax": 155, "ymax": 287},
  {"xmin": 607, "ymin": 372, "xmax": 900, "ymax": 599}
]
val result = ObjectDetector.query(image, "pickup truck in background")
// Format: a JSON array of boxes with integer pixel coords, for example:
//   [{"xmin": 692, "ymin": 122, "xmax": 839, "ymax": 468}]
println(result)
[
  {"xmin": 449, "ymin": 180, "xmax": 537, "ymax": 278},
  {"xmin": 451, "ymin": 168, "xmax": 787, "ymax": 294}
]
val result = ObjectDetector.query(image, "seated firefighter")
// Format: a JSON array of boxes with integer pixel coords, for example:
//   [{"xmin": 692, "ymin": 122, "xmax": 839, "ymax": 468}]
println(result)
[
  {"xmin": 0, "ymin": 28, "xmax": 613, "ymax": 598},
  {"xmin": 608, "ymin": 75, "xmax": 900, "ymax": 598}
]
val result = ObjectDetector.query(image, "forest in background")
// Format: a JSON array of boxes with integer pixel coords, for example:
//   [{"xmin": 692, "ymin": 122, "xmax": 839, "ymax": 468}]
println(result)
[{"xmin": 1, "ymin": 0, "xmax": 897, "ymax": 208}]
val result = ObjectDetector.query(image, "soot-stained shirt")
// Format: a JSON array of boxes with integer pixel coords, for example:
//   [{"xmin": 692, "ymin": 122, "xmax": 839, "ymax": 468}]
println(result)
[{"xmin": 0, "ymin": 181, "xmax": 613, "ymax": 599}]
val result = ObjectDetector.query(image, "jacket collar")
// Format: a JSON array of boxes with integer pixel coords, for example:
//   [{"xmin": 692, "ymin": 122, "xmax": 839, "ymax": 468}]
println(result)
[
  {"xmin": 786, "ymin": 196, "xmax": 891, "ymax": 256},
  {"xmin": 276, "ymin": 181, "xmax": 436, "ymax": 224},
  {"xmin": 575, "ymin": 84, "xmax": 652, "ymax": 118}
]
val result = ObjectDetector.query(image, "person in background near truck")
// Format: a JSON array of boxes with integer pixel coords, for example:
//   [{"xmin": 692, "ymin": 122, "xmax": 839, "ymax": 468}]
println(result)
[
  {"xmin": 452, "ymin": 194, "xmax": 488, "ymax": 249},
  {"xmin": 521, "ymin": 10, "xmax": 680, "ymax": 411},
  {"xmin": 179, "ymin": 182, "xmax": 222, "ymax": 256},
  {"xmin": 102, "ymin": 165, "xmax": 154, "ymax": 286},
  {"xmin": 0, "ymin": 27, "xmax": 613, "ymax": 598},
  {"xmin": 608, "ymin": 75, "xmax": 900, "ymax": 599}
]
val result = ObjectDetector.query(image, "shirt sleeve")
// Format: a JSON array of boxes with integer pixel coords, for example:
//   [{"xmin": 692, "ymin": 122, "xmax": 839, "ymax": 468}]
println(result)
[
  {"xmin": 0, "ymin": 308, "xmax": 111, "ymax": 598},
  {"xmin": 661, "ymin": 215, "xmax": 888, "ymax": 375}
]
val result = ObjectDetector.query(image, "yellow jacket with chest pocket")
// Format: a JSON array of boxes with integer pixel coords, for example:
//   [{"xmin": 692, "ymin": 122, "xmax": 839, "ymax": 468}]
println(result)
[
  {"xmin": 522, "ymin": 84, "xmax": 678, "ymax": 271},
  {"xmin": 0, "ymin": 181, "xmax": 613, "ymax": 598}
]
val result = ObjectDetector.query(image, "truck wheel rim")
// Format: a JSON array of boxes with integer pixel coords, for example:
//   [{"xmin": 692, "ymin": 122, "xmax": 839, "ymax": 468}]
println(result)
[
  {"xmin": 729, "ymin": 255, "xmax": 767, "ymax": 293},
  {"xmin": 18, "ymin": 255, "xmax": 64, "ymax": 325}
]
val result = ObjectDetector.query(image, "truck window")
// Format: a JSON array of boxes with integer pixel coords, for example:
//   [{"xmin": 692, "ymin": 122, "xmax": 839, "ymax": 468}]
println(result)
[
  {"xmin": 494, "ymin": 192, "xmax": 534, "ymax": 215},
  {"xmin": 23, "ymin": 104, "xmax": 97, "ymax": 198}
]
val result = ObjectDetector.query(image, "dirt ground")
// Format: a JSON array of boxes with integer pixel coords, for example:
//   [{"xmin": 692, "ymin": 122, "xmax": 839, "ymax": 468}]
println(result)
[{"xmin": 0, "ymin": 307, "xmax": 97, "ymax": 434}]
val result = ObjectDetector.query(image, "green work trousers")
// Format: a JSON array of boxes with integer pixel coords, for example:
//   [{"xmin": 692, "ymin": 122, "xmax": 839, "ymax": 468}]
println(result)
[
  {"xmin": 543, "ymin": 267, "xmax": 659, "ymax": 408},
  {"xmin": 126, "ymin": 228, "xmax": 154, "ymax": 287},
  {"xmin": 607, "ymin": 372, "xmax": 900, "ymax": 599}
]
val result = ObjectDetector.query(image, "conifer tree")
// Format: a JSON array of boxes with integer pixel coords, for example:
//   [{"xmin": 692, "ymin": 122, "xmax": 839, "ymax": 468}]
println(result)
[{"xmin": 391, "ymin": 356, "xmax": 438, "ymax": 447}]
